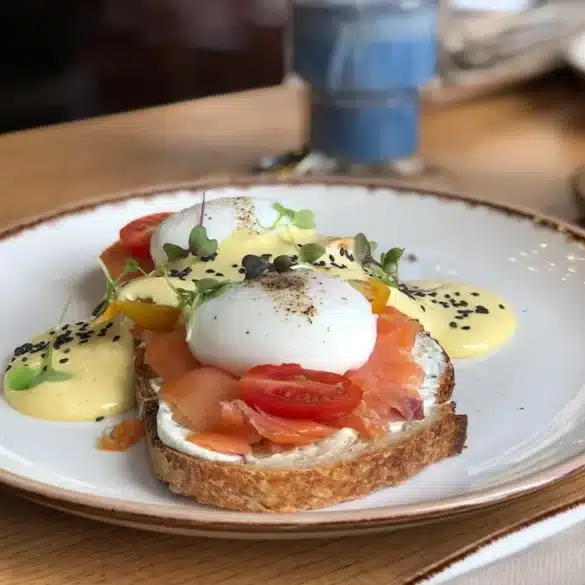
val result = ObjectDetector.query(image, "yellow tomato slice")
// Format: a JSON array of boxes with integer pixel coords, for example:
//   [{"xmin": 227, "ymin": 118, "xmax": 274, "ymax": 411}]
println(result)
[
  {"xmin": 92, "ymin": 301, "xmax": 121, "ymax": 324},
  {"xmin": 350, "ymin": 279, "xmax": 390, "ymax": 314},
  {"xmin": 116, "ymin": 299, "xmax": 181, "ymax": 331}
]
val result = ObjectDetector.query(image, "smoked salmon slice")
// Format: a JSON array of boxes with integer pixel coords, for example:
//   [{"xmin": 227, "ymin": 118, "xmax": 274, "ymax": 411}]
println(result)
[
  {"xmin": 186, "ymin": 432, "xmax": 253, "ymax": 455},
  {"xmin": 161, "ymin": 367, "xmax": 238, "ymax": 431},
  {"xmin": 144, "ymin": 329, "xmax": 200, "ymax": 381},
  {"xmin": 226, "ymin": 400, "xmax": 338, "ymax": 445},
  {"xmin": 328, "ymin": 402, "xmax": 388, "ymax": 440},
  {"xmin": 214, "ymin": 402, "xmax": 262, "ymax": 444},
  {"xmin": 100, "ymin": 241, "xmax": 154, "ymax": 283},
  {"xmin": 347, "ymin": 307, "xmax": 424, "ymax": 422}
]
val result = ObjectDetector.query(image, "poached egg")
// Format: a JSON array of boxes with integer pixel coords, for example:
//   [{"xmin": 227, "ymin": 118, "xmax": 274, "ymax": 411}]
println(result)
[
  {"xmin": 150, "ymin": 196, "xmax": 284, "ymax": 266},
  {"xmin": 186, "ymin": 270, "xmax": 377, "ymax": 376}
]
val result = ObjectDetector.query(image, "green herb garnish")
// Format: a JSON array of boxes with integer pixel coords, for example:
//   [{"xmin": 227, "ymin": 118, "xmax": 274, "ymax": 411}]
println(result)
[
  {"xmin": 163, "ymin": 243, "xmax": 189, "ymax": 262},
  {"xmin": 188, "ymin": 226, "xmax": 218, "ymax": 258},
  {"xmin": 258, "ymin": 202, "xmax": 316, "ymax": 231},
  {"xmin": 160, "ymin": 269, "xmax": 232, "ymax": 316},
  {"xmin": 299, "ymin": 242, "xmax": 326, "ymax": 264},
  {"xmin": 6, "ymin": 297, "xmax": 74, "ymax": 391},
  {"xmin": 162, "ymin": 226, "xmax": 218, "ymax": 263},
  {"xmin": 353, "ymin": 233, "xmax": 404, "ymax": 289}
]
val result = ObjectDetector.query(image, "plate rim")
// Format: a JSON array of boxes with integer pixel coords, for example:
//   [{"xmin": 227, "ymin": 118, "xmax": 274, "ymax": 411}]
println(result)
[{"xmin": 2, "ymin": 174, "xmax": 585, "ymax": 534}]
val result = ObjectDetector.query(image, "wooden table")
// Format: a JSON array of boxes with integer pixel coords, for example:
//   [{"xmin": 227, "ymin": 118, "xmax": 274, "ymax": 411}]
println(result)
[{"xmin": 1, "ymin": 72, "xmax": 585, "ymax": 585}]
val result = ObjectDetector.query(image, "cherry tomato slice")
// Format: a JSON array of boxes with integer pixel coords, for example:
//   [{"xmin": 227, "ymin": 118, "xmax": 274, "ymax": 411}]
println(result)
[
  {"xmin": 238, "ymin": 364, "xmax": 363, "ymax": 421},
  {"xmin": 119, "ymin": 213, "xmax": 172, "ymax": 258}
]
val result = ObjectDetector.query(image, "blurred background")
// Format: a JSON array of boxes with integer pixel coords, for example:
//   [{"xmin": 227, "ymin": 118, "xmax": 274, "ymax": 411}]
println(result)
[{"xmin": 1, "ymin": 0, "xmax": 584, "ymax": 135}]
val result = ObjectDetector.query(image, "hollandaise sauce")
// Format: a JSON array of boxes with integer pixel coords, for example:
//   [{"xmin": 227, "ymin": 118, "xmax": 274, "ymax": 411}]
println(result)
[
  {"xmin": 4, "ymin": 321, "xmax": 135, "ymax": 421},
  {"xmin": 388, "ymin": 281, "xmax": 517, "ymax": 358},
  {"xmin": 165, "ymin": 227, "xmax": 366, "ymax": 284},
  {"xmin": 158, "ymin": 225, "xmax": 517, "ymax": 359}
]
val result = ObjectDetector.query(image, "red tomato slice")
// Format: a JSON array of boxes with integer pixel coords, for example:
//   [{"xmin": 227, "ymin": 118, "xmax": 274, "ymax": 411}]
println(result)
[
  {"xmin": 238, "ymin": 364, "xmax": 363, "ymax": 421},
  {"xmin": 119, "ymin": 212, "xmax": 172, "ymax": 257}
]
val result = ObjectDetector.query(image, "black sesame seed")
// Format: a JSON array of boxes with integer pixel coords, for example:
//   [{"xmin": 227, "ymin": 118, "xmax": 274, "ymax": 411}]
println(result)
[
  {"xmin": 76, "ymin": 321, "xmax": 84, "ymax": 326},
  {"xmin": 215, "ymin": 273, "xmax": 224, "ymax": 277},
  {"xmin": 454, "ymin": 292, "xmax": 460, "ymax": 297},
  {"xmin": 10, "ymin": 356, "xmax": 15, "ymax": 363},
  {"xmin": 245, "ymin": 331, "xmax": 250, "ymax": 335},
  {"xmin": 339, "ymin": 248, "xmax": 345, "ymax": 257},
  {"xmin": 431, "ymin": 299, "xmax": 438, "ymax": 304},
  {"xmin": 213, "ymin": 316, "xmax": 218, "ymax": 320},
  {"xmin": 420, "ymin": 305, "xmax": 426, "ymax": 312},
  {"xmin": 59, "ymin": 358, "xmax": 69, "ymax": 364},
  {"xmin": 471, "ymin": 292, "xmax": 480, "ymax": 297},
  {"xmin": 318, "ymin": 260, "xmax": 326, "ymax": 267},
  {"xmin": 4, "ymin": 364, "xmax": 11, "ymax": 372},
  {"xmin": 347, "ymin": 253, "xmax": 355, "ymax": 262},
  {"xmin": 105, "ymin": 322, "xmax": 114, "ymax": 330},
  {"xmin": 232, "ymin": 264, "xmax": 239, "ymax": 268},
  {"xmin": 476, "ymin": 305, "xmax": 489, "ymax": 314},
  {"xmin": 329, "ymin": 254, "xmax": 335, "ymax": 263},
  {"xmin": 112, "ymin": 335, "xmax": 121, "ymax": 342},
  {"xmin": 205, "ymin": 268, "xmax": 215, "ymax": 274},
  {"xmin": 79, "ymin": 339, "xmax": 89, "ymax": 344},
  {"xmin": 449, "ymin": 322, "xmax": 457, "ymax": 328},
  {"xmin": 40, "ymin": 353, "xmax": 47, "ymax": 358},
  {"xmin": 49, "ymin": 330, "xmax": 56, "ymax": 335},
  {"xmin": 429, "ymin": 292, "xmax": 437, "ymax": 298},
  {"xmin": 61, "ymin": 324, "xmax": 69, "ymax": 331},
  {"xmin": 455, "ymin": 315, "xmax": 464, "ymax": 320},
  {"xmin": 461, "ymin": 325, "xmax": 471, "ymax": 330},
  {"xmin": 96, "ymin": 416, "xmax": 104, "ymax": 422},
  {"xmin": 499, "ymin": 304, "xmax": 505, "ymax": 310},
  {"xmin": 445, "ymin": 294, "xmax": 451, "ymax": 299},
  {"xmin": 63, "ymin": 348, "xmax": 71, "ymax": 354},
  {"xmin": 14, "ymin": 343, "xmax": 33, "ymax": 357},
  {"xmin": 21, "ymin": 357, "xmax": 27, "ymax": 362},
  {"xmin": 42, "ymin": 365, "xmax": 48, "ymax": 372}
]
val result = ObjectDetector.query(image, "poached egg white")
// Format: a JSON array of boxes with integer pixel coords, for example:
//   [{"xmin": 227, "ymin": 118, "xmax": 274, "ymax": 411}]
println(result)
[
  {"xmin": 150, "ymin": 196, "xmax": 284, "ymax": 266},
  {"xmin": 186, "ymin": 270, "xmax": 377, "ymax": 376}
]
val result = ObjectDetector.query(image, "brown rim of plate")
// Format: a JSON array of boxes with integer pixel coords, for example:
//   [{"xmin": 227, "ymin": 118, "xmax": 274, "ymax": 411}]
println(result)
[{"xmin": 2, "ymin": 174, "xmax": 585, "ymax": 535}]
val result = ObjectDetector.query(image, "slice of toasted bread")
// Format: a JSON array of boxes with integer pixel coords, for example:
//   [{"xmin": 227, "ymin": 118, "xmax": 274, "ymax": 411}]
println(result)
[{"xmin": 134, "ymin": 331, "xmax": 468, "ymax": 513}]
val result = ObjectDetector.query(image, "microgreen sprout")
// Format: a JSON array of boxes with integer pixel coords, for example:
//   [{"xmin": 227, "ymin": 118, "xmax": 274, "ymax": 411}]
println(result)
[
  {"xmin": 353, "ymin": 233, "xmax": 404, "ymax": 289},
  {"xmin": 6, "ymin": 296, "xmax": 74, "ymax": 391},
  {"xmin": 159, "ymin": 267, "xmax": 232, "ymax": 317},
  {"xmin": 162, "ymin": 225, "xmax": 218, "ymax": 263},
  {"xmin": 241, "ymin": 240, "xmax": 326, "ymax": 280},
  {"xmin": 257, "ymin": 202, "xmax": 316, "ymax": 231},
  {"xmin": 92, "ymin": 257, "xmax": 146, "ymax": 319},
  {"xmin": 298, "ymin": 242, "xmax": 326, "ymax": 264}
]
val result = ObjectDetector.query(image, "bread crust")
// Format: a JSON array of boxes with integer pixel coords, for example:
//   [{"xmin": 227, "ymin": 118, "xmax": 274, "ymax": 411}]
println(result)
[{"xmin": 134, "ymin": 338, "xmax": 468, "ymax": 513}]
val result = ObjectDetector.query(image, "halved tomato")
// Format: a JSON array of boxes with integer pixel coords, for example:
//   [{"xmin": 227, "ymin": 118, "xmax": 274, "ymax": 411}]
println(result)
[
  {"xmin": 119, "ymin": 212, "xmax": 172, "ymax": 257},
  {"xmin": 238, "ymin": 364, "xmax": 363, "ymax": 421}
]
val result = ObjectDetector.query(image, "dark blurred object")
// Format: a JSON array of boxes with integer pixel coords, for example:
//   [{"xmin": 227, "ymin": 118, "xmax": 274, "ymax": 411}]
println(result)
[{"xmin": 0, "ymin": 0, "xmax": 287, "ymax": 134}]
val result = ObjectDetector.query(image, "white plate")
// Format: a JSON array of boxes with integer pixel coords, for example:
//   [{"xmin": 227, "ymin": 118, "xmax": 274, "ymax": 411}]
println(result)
[
  {"xmin": 566, "ymin": 32, "xmax": 585, "ymax": 76},
  {"xmin": 2, "ymin": 177, "xmax": 585, "ymax": 539}
]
